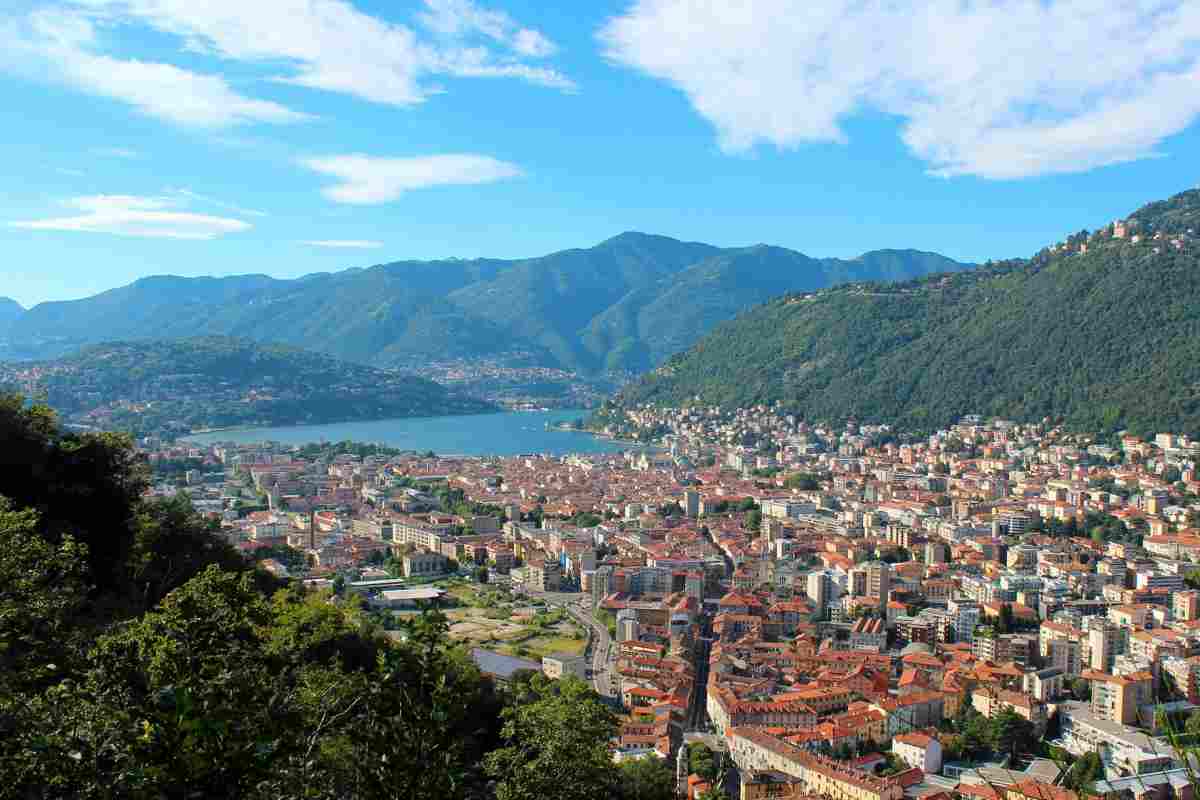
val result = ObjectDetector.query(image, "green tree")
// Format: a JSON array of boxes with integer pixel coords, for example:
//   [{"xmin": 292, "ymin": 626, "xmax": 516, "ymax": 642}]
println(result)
[
  {"xmin": 689, "ymin": 743, "xmax": 718, "ymax": 781},
  {"xmin": 992, "ymin": 707, "xmax": 1036, "ymax": 761},
  {"xmin": 784, "ymin": 473, "xmax": 820, "ymax": 490},
  {"xmin": 0, "ymin": 498, "xmax": 91, "ymax": 696},
  {"xmin": 1062, "ymin": 750, "xmax": 1102, "ymax": 795},
  {"xmin": 616, "ymin": 755, "xmax": 676, "ymax": 800},
  {"xmin": 484, "ymin": 675, "xmax": 618, "ymax": 800}
]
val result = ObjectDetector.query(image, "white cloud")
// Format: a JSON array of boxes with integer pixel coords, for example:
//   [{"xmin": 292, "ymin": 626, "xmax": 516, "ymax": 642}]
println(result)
[
  {"xmin": 91, "ymin": 147, "xmax": 139, "ymax": 159},
  {"xmin": 418, "ymin": 0, "xmax": 558, "ymax": 57},
  {"xmin": 169, "ymin": 188, "xmax": 267, "ymax": 218},
  {"xmin": 54, "ymin": 0, "xmax": 573, "ymax": 109},
  {"xmin": 300, "ymin": 153, "xmax": 522, "ymax": 204},
  {"xmin": 10, "ymin": 194, "xmax": 252, "ymax": 239},
  {"xmin": 7, "ymin": 9, "xmax": 310, "ymax": 127},
  {"xmin": 301, "ymin": 239, "xmax": 384, "ymax": 249},
  {"xmin": 600, "ymin": 0, "xmax": 1200, "ymax": 179}
]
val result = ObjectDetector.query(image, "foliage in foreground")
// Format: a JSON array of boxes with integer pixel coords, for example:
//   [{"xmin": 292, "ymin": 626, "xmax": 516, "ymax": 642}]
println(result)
[{"xmin": 0, "ymin": 395, "xmax": 647, "ymax": 799}]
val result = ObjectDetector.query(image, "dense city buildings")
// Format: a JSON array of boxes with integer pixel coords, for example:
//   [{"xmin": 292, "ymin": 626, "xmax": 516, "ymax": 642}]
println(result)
[{"xmin": 143, "ymin": 408, "xmax": 1200, "ymax": 800}]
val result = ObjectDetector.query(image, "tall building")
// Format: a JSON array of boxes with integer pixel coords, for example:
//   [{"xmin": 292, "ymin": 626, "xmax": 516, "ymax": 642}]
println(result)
[
  {"xmin": 591, "ymin": 565, "xmax": 613, "ymax": 608},
  {"xmin": 948, "ymin": 599, "xmax": 980, "ymax": 644},
  {"xmin": 925, "ymin": 541, "xmax": 948, "ymax": 565},
  {"xmin": 807, "ymin": 571, "xmax": 833, "ymax": 614},
  {"xmin": 1175, "ymin": 591, "xmax": 1200, "ymax": 622},
  {"xmin": 684, "ymin": 489, "xmax": 700, "ymax": 518},
  {"xmin": 865, "ymin": 561, "xmax": 891, "ymax": 615},
  {"xmin": 1089, "ymin": 621, "xmax": 1122, "ymax": 672}
]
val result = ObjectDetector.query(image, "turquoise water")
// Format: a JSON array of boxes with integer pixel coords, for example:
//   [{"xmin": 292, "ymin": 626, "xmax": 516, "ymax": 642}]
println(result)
[{"xmin": 181, "ymin": 409, "xmax": 629, "ymax": 456}]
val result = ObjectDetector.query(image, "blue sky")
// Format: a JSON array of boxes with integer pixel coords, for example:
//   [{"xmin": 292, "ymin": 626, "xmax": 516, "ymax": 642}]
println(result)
[{"xmin": 2, "ymin": 0, "xmax": 1199, "ymax": 308}]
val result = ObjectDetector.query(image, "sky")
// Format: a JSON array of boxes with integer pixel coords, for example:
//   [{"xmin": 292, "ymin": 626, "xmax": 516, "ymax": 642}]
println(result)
[{"xmin": 2, "ymin": 0, "xmax": 1200, "ymax": 308}]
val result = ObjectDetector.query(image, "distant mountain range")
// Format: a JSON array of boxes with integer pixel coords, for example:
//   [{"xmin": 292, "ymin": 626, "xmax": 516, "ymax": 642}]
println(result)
[
  {"xmin": 611, "ymin": 189, "xmax": 1200, "ymax": 436},
  {"xmin": 0, "ymin": 234, "xmax": 969, "ymax": 373},
  {"xmin": 0, "ymin": 337, "xmax": 494, "ymax": 437},
  {"xmin": 0, "ymin": 297, "xmax": 24, "ymax": 330}
]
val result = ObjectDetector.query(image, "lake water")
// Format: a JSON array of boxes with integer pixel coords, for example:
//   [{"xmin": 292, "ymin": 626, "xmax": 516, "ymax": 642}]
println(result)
[{"xmin": 181, "ymin": 409, "xmax": 631, "ymax": 456}]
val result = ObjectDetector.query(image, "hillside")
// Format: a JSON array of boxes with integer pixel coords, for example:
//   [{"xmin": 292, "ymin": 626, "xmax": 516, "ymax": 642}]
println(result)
[
  {"xmin": 612, "ymin": 189, "xmax": 1200, "ymax": 436},
  {"xmin": 2, "ymin": 234, "xmax": 970, "ymax": 373},
  {"xmin": 0, "ymin": 337, "xmax": 494, "ymax": 437},
  {"xmin": 0, "ymin": 297, "xmax": 23, "ymax": 331}
]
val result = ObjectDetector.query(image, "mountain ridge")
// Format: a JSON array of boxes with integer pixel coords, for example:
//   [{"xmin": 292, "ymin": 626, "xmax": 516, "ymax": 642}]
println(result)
[
  {"xmin": 0, "ymin": 335, "xmax": 494, "ymax": 437},
  {"xmin": 609, "ymin": 189, "xmax": 1200, "ymax": 436},
  {"xmin": 3, "ymin": 233, "xmax": 972, "ymax": 373}
]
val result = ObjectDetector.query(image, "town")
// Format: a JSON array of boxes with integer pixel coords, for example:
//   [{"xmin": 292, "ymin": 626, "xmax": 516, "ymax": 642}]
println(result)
[{"xmin": 143, "ymin": 406, "xmax": 1200, "ymax": 800}]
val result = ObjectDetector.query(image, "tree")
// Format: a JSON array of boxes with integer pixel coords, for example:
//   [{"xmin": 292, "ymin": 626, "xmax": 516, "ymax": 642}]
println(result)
[
  {"xmin": 331, "ymin": 574, "xmax": 346, "ymax": 596},
  {"xmin": 784, "ymin": 473, "xmax": 820, "ymax": 490},
  {"xmin": 688, "ymin": 743, "xmax": 718, "ymax": 782},
  {"xmin": 475, "ymin": 566, "xmax": 490, "ymax": 584},
  {"xmin": 616, "ymin": 755, "xmax": 676, "ymax": 800},
  {"xmin": 997, "ymin": 603, "xmax": 1015, "ymax": 634},
  {"xmin": 1070, "ymin": 678, "xmax": 1091, "ymax": 701},
  {"xmin": 746, "ymin": 509, "xmax": 762, "ymax": 532},
  {"xmin": 0, "ymin": 499, "xmax": 91, "ymax": 696},
  {"xmin": 1062, "ymin": 750, "xmax": 1102, "ymax": 795},
  {"xmin": 992, "ymin": 707, "xmax": 1036, "ymax": 760},
  {"xmin": 484, "ymin": 675, "xmax": 618, "ymax": 800}
]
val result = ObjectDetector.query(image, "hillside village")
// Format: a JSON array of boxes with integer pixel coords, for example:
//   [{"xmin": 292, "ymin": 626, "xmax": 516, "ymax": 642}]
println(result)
[{"xmin": 145, "ymin": 406, "xmax": 1200, "ymax": 800}]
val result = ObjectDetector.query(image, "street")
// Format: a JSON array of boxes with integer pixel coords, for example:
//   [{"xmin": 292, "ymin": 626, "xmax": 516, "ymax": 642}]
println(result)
[{"xmin": 525, "ymin": 589, "xmax": 618, "ymax": 699}]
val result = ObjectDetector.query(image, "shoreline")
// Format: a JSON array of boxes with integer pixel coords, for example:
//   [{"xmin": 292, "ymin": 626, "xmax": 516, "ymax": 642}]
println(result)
[{"xmin": 177, "ymin": 408, "xmax": 628, "ymax": 456}]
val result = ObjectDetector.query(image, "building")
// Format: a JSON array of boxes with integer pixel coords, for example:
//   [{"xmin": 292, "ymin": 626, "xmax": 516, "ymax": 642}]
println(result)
[
  {"xmin": 1058, "ymin": 702, "xmax": 1174, "ymax": 776},
  {"xmin": 727, "ymin": 728, "xmax": 904, "ymax": 800},
  {"xmin": 807, "ymin": 571, "xmax": 834, "ymax": 614},
  {"xmin": 402, "ymin": 550, "xmax": 448, "ymax": 578},
  {"xmin": 893, "ymin": 731, "xmax": 942, "ymax": 774},
  {"xmin": 1090, "ymin": 671, "xmax": 1154, "ymax": 726},
  {"xmin": 1089, "ymin": 621, "xmax": 1123, "ymax": 673},
  {"xmin": 949, "ymin": 600, "xmax": 981, "ymax": 645},
  {"xmin": 371, "ymin": 586, "xmax": 446, "ymax": 609},
  {"xmin": 1173, "ymin": 591, "xmax": 1200, "ymax": 622},
  {"xmin": 684, "ymin": 489, "xmax": 700, "ymax": 517},
  {"xmin": 542, "ymin": 653, "xmax": 587, "ymax": 680},
  {"xmin": 850, "ymin": 617, "xmax": 887, "ymax": 652},
  {"xmin": 470, "ymin": 648, "xmax": 542, "ymax": 684}
]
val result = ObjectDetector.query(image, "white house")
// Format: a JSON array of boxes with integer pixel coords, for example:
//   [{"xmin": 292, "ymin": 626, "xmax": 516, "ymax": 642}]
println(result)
[{"xmin": 893, "ymin": 731, "xmax": 943, "ymax": 774}]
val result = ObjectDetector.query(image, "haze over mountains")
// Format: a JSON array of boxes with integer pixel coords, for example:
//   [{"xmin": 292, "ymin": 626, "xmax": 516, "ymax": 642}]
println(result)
[
  {"xmin": 612, "ymin": 189, "xmax": 1200, "ymax": 436},
  {"xmin": 1, "ymin": 234, "xmax": 969, "ymax": 374}
]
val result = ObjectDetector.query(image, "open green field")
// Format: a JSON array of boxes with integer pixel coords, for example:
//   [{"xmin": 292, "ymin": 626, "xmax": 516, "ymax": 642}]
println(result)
[{"xmin": 436, "ymin": 581, "xmax": 587, "ymax": 660}]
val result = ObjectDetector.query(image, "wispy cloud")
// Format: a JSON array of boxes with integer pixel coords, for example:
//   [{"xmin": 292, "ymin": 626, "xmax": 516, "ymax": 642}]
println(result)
[
  {"xmin": 300, "ymin": 239, "xmax": 384, "ymax": 249},
  {"xmin": 169, "ymin": 188, "xmax": 268, "ymax": 218},
  {"xmin": 55, "ymin": 166, "xmax": 86, "ymax": 177},
  {"xmin": 6, "ymin": 9, "xmax": 310, "ymax": 127},
  {"xmin": 15, "ymin": 0, "xmax": 574, "ymax": 120},
  {"xmin": 91, "ymin": 147, "xmax": 140, "ymax": 159},
  {"xmin": 600, "ymin": 0, "xmax": 1200, "ymax": 179},
  {"xmin": 10, "ymin": 194, "xmax": 252, "ymax": 239},
  {"xmin": 300, "ymin": 153, "xmax": 522, "ymax": 204}
]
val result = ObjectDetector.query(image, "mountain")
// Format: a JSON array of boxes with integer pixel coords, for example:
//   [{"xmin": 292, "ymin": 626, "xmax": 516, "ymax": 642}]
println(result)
[
  {"xmin": 611, "ymin": 189, "xmax": 1200, "ymax": 436},
  {"xmin": 0, "ymin": 297, "xmax": 23, "ymax": 331},
  {"xmin": 0, "ymin": 336, "xmax": 494, "ymax": 437},
  {"xmin": 3, "ymin": 235, "xmax": 970, "ymax": 373}
]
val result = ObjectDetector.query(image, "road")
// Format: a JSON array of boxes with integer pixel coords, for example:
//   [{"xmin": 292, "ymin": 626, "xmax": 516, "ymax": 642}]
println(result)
[
  {"xmin": 687, "ymin": 621, "xmax": 714, "ymax": 730},
  {"xmin": 524, "ymin": 588, "xmax": 618, "ymax": 699}
]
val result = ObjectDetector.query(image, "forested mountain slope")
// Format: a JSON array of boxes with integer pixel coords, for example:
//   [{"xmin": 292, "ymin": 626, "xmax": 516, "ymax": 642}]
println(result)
[
  {"xmin": 613, "ymin": 190, "xmax": 1200, "ymax": 436},
  {"xmin": 0, "ymin": 336, "xmax": 493, "ymax": 436}
]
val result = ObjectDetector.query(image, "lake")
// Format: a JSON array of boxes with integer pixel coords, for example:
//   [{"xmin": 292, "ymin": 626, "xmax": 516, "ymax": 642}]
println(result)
[{"xmin": 181, "ymin": 409, "xmax": 631, "ymax": 456}]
